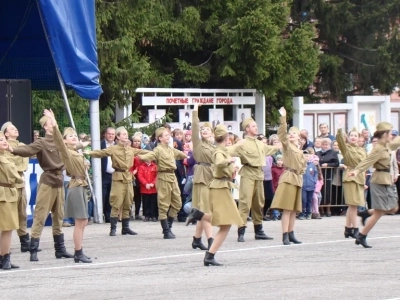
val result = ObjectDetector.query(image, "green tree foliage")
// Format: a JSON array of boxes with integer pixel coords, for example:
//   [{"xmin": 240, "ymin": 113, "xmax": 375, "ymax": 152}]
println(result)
[
  {"xmin": 96, "ymin": 0, "xmax": 320, "ymax": 124},
  {"xmin": 308, "ymin": 0, "xmax": 400, "ymax": 102}
]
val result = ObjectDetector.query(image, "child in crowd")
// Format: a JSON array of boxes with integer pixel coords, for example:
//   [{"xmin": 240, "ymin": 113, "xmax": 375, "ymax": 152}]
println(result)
[
  {"xmin": 312, "ymin": 156, "xmax": 323, "ymax": 219},
  {"xmin": 300, "ymin": 150, "xmax": 318, "ymax": 220},
  {"xmin": 271, "ymin": 154, "xmax": 285, "ymax": 220},
  {"xmin": 137, "ymin": 160, "xmax": 158, "ymax": 222}
]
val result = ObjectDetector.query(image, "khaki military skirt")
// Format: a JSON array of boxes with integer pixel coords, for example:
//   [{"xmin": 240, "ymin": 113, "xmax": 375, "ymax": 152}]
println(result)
[
  {"xmin": 370, "ymin": 183, "xmax": 398, "ymax": 211},
  {"xmin": 0, "ymin": 201, "xmax": 18, "ymax": 231},
  {"xmin": 192, "ymin": 183, "xmax": 211, "ymax": 213},
  {"xmin": 271, "ymin": 182, "xmax": 302, "ymax": 212},
  {"xmin": 65, "ymin": 186, "xmax": 88, "ymax": 219},
  {"xmin": 209, "ymin": 187, "xmax": 242, "ymax": 226},
  {"xmin": 343, "ymin": 182, "xmax": 365, "ymax": 206}
]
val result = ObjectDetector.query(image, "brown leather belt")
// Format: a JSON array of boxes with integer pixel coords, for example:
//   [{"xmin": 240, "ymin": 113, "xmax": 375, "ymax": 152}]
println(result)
[
  {"xmin": 45, "ymin": 170, "xmax": 62, "ymax": 175},
  {"xmin": 0, "ymin": 182, "xmax": 14, "ymax": 188},
  {"xmin": 71, "ymin": 175, "xmax": 86, "ymax": 180},
  {"xmin": 159, "ymin": 170, "xmax": 174, "ymax": 173},
  {"xmin": 376, "ymin": 169, "xmax": 390, "ymax": 173},
  {"xmin": 215, "ymin": 177, "xmax": 231, "ymax": 181},
  {"xmin": 198, "ymin": 162, "xmax": 211, "ymax": 167},
  {"xmin": 114, "ymin": 168, "xmax": 126, "ymax": 172},
  {"xmin": 243, "ymin": 163, "xmax": 259, "ymax": 168},
  {"xmin": 285, "ymin": 167, "xmax": 298, "ymax": 175}
]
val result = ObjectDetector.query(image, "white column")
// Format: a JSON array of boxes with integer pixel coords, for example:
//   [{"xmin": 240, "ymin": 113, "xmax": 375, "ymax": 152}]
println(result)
[
  {"xmin": 255, "ymin": 93, "xmax": 266, "ymax": 135},
  {"xmin": 90, "ymin": 100, "xmax": 103, "ymax": 223},
  {"xmin": 115, "ymin": 103, "xmax": 132, "ymax": 122},
  {"xmin": 381, "ymin": 95, "xmax": 391, "ymax": 125},
  {"xmin": 292, "ymin": 97, "xmax": 304, "ymax": 129}
]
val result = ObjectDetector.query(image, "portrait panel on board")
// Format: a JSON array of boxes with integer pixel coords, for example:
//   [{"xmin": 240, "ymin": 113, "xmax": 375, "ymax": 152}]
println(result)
[
  {"xmin": 179, "ymin": 109, "xmax": 192, "ymax": 130},
  {"xmin": 148, "ymin": 109, "xmax": 166, "ymax": 123},
  {"xmin": 237, "ymin": 108, "xmax": 251, "ymax": 132},
  {"xmin": 224, "ymin": 121, "xmax": 239, "ymax": 135},
  {"xmin": 208, "ymin": 109, "xmax": 224, "ymax": 128}
]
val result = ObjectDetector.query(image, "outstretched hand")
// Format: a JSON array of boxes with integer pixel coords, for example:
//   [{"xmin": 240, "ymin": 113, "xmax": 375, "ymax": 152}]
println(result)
[
  {"xmin": 278, "ymin": 107, "xmax": 286, "ymax": 117},
  {"xmin": 44, "ymin": 109, "xmax": 57, "ymax": 126}
]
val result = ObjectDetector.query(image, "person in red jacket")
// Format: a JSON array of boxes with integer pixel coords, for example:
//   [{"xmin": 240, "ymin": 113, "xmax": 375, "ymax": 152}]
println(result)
[
  {"xmin": 137, "ymin": 161, "xmax": 158, "ymax": 222},
  {"xmin": 271, "ymin": 154, "xmax": 285, "ymax": 220}
]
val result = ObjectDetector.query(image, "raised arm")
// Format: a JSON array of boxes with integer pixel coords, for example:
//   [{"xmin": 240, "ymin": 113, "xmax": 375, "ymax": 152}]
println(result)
[
  {"xmin": 87, "ymin": 147, "xmax": 113, "ymax": 158},
  {"xmin": 277, "ymin": 107, "xmax": 289, "ymax": 149},
  {"xmin": 213, "ymin": 151, "xmax": 233, "ymax": 167},
  {"xmin": 132, "ymin": 148, "xmax": 150, "ymax": 156},
  {"xmin": 173, "ymin": 148, "xmax": 187, "ymax": 160},
  {"xmin": 264, "ymin": 144, "xmax": 279, "ymax": 156},
  {"xmin": 11, "ymin": 139, "xmax": 42, "ymax": 157},
  {"xmin": 336, "ymin": 128, "xmax": 348, "ymax": 156},
  {"xmin": 52, "ymin": 126, "xmax": 71, "ymax": 162},
  {"xmin": 389, "ymin": 136, "xmax": 400, "ymax": 151},
  {"xmin": 138, "ymin": 149, "xmax": 158, "ymax": 162},
  {"xmin": 191, "ymin": 105, "xmax": 201, "ymax": 148},
  {"xmin": 353, "ymin": 147, "xmax": 380, "ymax": 174}
]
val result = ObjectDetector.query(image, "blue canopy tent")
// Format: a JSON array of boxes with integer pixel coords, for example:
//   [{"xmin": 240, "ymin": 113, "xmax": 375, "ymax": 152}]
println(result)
[{"xmin": 0, "ymin": 0, "xmax": 104, "ymax": 223}]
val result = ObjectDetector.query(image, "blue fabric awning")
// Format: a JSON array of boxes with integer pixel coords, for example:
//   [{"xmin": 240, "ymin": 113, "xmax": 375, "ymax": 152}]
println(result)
[{"xmin": 0, "ymin": 0, "xmax": 103, "ymax": 100}]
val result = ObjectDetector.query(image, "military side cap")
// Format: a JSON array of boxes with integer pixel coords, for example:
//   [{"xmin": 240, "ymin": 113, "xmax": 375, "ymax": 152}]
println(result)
[
  {"xmin": 376, "ymin": 122, "xmax": 392, "ymax": 132},
  {"xmin": 115, "ymin": 126, "xmax": 126, "ymax": 135},
  {"xmin": 156, "ymin": 127, "xmax": 167, "ymax": 138},
  {"xmin": 39, "ymin": 116, "xmax": 50, "ymax": 128},
  {"xmin": 0, "ymin": 122, "xmax": 12, "ymax": 133},
  {"xmin": 242, "ymin": 118, "xmax": 254, "ymax": 130},
  {"xmin": 63, "ymin": 127, "xmax": 76, "ymax": 137},
  {"xmin": 214, "ymin": 124, "xmax": 228, "ymax": 137},
  {"xmin": 203, "ymin": 122, "xmax": 212, "ymax": 129},
  {"xmin": 289, "ymin": 126, "xmax": 300, "ymax": 134}
]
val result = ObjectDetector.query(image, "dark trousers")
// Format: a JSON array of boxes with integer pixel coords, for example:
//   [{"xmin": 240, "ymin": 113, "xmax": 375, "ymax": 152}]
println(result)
[
  {"xmin": 302, "ymin": 189, "xmax": 314, "ymax": 215},
  {"xmin": 133, "ymin": 182, "xmax": 142, "ymax": 216},
  {"xmin": 263, "ymin": 180, "xmax": 274, "ymax": 215},
  {"xmin": 142, "ymin": 193, "xmax": 158, "ymax": 218},
  {"xmin": 102, "ymin": 182, "xmax": 112, "ymax": 223}
]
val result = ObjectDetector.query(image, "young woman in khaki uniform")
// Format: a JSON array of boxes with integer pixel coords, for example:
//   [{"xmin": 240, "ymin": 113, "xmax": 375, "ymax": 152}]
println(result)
[
  {"xmin": 190, "ymin": 104, "xmax": 215, "ymax": 250},
  {"xmin": 348, "ymin": 122, "xmax": 400, "ymax": 248},
  {"xmin": 186, "ymin": 124, "xmax": 243, "ymax": 266},
  {"xmin": 43, "ymin": 109, "xmax": 91, "ymax": 263},
  {"xmin": 335, "ymin": 128, "xmax": 367, "ymax": 238},
  {"xmin": 0, "ymin": 131, "xmax": 22, "ymax": 269},
  {"xmin": 138, "ymin": 127, "xmax": 187, "ymax": 239},
  {"xmin": 270, "ymin": 107, "xmax": 307, "ymax": 245}
]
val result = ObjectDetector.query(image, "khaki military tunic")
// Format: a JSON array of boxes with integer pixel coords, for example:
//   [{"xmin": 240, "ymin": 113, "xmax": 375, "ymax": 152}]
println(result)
[
  {"xmin": 191, "ymin": 110, "xmax": 215, "ymax": 212},
  {"xmin": 209, "ymin": 146, "xmax": 242, "ymax": 227},
  {"xmin": 354, "ymin": 137, "xmax": 400, "ymax": 210},
  {"xmin": 12, "ymin": 134, "xmax": 65, "ymax": 238},
  {"xmin": 229, "ymin": 136, "xmax": 279, "ymax": 226},
  {"xmin": 336, "ymin": 129, "xmax": 367, "ymax": 206},
  {"xmin": 271, "ymin": 116, "xmax": 306, "ymax": 212},
  {"xmin": 53, "ymin": 126, "xmax": 89, "ymax": 219},
  {"xmin": 0, "ymin": 151, "xmax": 23, "ymax": 231},
  {"xmin": 138, "ymin": 144, "xmax": 187, "ymax": 220},
  {"xmin": 7, "ymin": 139, "xmax": 29, "ymax": 236},
  {"xmin": 88, "ymin": 144, "xmax": 148, "ymax": 219}
]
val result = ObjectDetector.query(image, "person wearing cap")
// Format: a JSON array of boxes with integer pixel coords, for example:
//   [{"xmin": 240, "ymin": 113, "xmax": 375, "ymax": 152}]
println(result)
[
  {"xmin": 336, "ymin": 127, "xmax": 367, "ymax": 239},
  {"xmin": 8, "ymin": 114, "xmax": 73, "ymax": 262},
  {"xmin": 0, "ymin": 130, "xmax": 22, "ymax": 269},
  {"xmin": 270, "ymin": 107, "xmax": 307, "ymax": 245},
  {"xmin": 138, "ymin": 127, "xmax": 187, "ymax": 239},
  {"xmin": 348, "ymin": 122, "xmax": 400, "ymax": 248},
  {"xmin": 228, "ymin": 117, "xmax": 280, "ymax": 242},
  {"xmin": 185, "ymin": 124, "xmax": 243, "ymax": 266},
  {"xmin": 1, "ymin": 121, "xmax": 30, "ymax": 253},
  {"xmin": 189, "ymin": 104, "xmax": 215, "ymax": 251},
  {"xmin": 84, "ymin": 126, "xmax": 149, "ymax": 237},
  {"xmin": 43, "ymin": 109, "xmax": 92, "ymax": 263}
]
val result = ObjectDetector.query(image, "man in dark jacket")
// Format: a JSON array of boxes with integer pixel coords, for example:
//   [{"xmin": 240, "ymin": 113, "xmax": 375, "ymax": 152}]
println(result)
[
  {"xmin": 101, "ymin": 127, "xmax": 115, "ymax": 223},
  {"xmin": 316, "ymin": 138, "xmax": 339, "ymax": 216}
]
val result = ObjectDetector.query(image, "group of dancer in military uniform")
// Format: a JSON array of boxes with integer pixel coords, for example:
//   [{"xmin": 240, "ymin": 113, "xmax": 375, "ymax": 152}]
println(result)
[{"xmin": 0, "ymin": 105, "xmax": 399, "ymax": 269}]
